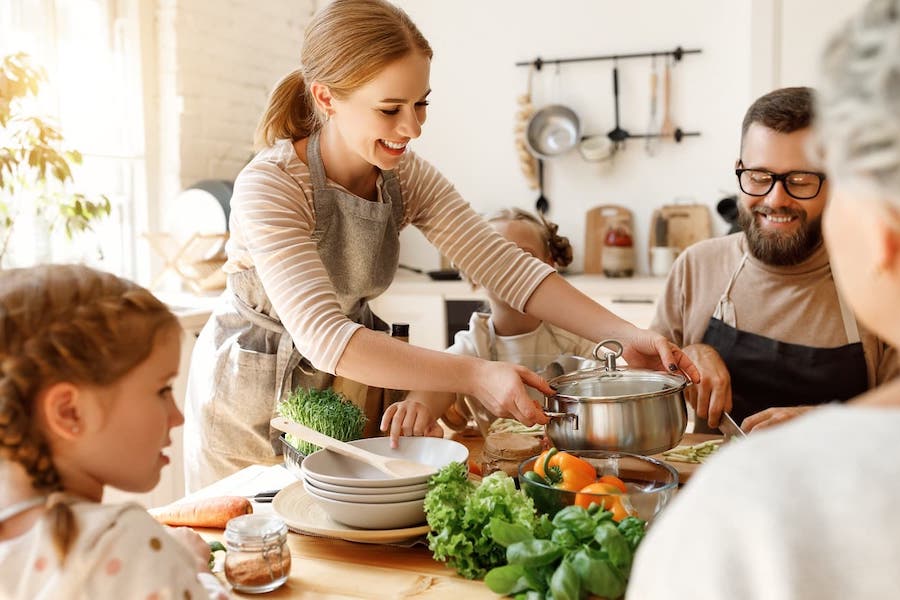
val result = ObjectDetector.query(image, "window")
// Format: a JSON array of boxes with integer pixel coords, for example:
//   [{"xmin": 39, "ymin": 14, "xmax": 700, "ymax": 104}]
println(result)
[{"xmin": 0, "ymin": 0, "xmax": 145, "ymax": 276}]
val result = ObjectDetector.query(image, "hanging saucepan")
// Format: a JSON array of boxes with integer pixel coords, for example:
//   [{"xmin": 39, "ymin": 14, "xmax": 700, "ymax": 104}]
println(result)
[
  {"xmin": 525, "ymin": 104, "xmax": 582, "ymax": 159},
  {"xmin": 543, "ymin": 340, "xmax": 689, "ymax": 455}
]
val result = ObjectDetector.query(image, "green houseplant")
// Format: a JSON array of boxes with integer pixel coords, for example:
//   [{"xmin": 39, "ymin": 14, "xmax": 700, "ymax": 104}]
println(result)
[{"xmin": 0, "ymin": 52, "xmax": 111, "ymax": 267}]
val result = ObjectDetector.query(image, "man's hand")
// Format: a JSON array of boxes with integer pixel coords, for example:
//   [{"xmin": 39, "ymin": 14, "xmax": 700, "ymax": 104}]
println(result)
[
  {"xmin": 742, "ymin": 405, "xmax": 815, "ymax": 432},
  {"xmin": 682, "ymin": 343, "xmax": 732, "ymax": 429}
]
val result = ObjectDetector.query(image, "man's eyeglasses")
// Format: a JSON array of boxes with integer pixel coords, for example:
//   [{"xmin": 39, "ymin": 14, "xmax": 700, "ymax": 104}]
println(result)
[{"xmin": 735, "ymin": 163, "xmax": 827, "ymax": 200}]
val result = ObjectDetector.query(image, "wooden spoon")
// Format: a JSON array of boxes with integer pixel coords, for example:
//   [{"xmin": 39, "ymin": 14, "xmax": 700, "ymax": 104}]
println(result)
[
  {"xmin": 659, "ymin": 57, "xmax": 675, "ymax": 139},
  {"xmin": 270, "ymin": 417, "xmax": 436, "ymax": 479}
]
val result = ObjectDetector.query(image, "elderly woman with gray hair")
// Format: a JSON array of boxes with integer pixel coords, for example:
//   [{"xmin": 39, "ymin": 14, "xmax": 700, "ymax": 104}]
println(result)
[{"xmin": 626, "ymin": 1, "xmax": 900, "ymax": 598}]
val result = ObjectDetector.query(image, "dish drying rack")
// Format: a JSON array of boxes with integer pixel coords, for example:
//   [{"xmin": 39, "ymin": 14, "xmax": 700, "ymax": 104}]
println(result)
[{"xmin": 144, "ymin": 231, "xmax": 228, "ymax": 293}]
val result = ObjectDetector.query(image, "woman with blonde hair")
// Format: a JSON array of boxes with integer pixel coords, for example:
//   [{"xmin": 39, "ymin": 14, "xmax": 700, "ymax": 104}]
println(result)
[
  {"xmin": 184, "ymin": 0, "xmax": 698, "ymax": 490},
  {"xmin": 628, "ymin": 1, "xmax": 900, "ymax": 598},
  {"xmin": 0, "ymin": 265, "xmax": 227, "ymax": 599}
]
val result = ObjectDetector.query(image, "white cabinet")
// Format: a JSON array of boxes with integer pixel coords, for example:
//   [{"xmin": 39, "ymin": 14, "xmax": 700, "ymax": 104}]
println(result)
[
  {"xmin": 369, "ymin": 293, "xmax": 447, "ymax": 350},
  {"xmin": 370, "ymin": 273, "xmax": 665, "ymax": 350}
]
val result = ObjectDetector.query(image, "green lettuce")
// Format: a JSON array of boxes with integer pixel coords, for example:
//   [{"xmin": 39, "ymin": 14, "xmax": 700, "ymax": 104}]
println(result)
[{"xmin": 424, "ymin": 463, "xmax": 539, "ymax": 579}]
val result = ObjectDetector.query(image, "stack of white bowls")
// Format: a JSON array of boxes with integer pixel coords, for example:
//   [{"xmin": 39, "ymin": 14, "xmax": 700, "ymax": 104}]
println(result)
[{"xmin": 300, "ymin": 437, "xmax": 469, "ymax": 530}]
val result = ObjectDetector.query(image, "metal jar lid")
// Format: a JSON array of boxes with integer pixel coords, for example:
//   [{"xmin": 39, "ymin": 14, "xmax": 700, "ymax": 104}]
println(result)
[{"xmin": 547, "ymin": 340, "xmax": 688, "ymax": 403}]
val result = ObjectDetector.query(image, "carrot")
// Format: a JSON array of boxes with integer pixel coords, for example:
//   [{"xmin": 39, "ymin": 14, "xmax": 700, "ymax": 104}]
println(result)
[{"xmin": 149, "ymin": 495, "xmax": 252, "ymax": 529}]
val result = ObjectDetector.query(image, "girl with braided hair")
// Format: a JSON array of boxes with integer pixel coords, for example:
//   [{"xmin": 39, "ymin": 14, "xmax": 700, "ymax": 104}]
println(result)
[
  {"xmin": 0, "ymin": 265, "xmax": 228, "ymax": 599},
  {"xmin": 381, "ymin": 209, "xmax": 596, "ymax": 444}
]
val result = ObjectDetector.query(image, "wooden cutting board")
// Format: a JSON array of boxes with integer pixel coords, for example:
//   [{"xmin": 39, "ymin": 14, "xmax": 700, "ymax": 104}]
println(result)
[
  {"xmin": 584, "ymin": 205, "xmax": 633, "ymax": 274},
  {"xmin": 648, "ymin": 203, "xmax": 713, "ymax": 253},
  {"xmin": 651, "ymin": 432, "xmax": 723, "ymax": 484}
]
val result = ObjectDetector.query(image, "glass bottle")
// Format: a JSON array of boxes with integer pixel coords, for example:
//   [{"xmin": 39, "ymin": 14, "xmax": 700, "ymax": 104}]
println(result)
[
  {"xmin": 382, "ymin": 323, "xmax": 410, "ymax": 410},
  {"xmin": 602, "ymin": 219, "xmax": 635, "ymax": 278},
  {"xmin": 224, "ymin": 514, "xmax": 291, "ymax": 593}
]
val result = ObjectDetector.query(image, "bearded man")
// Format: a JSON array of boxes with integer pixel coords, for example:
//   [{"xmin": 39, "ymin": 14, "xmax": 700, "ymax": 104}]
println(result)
[{"xmin": 652, "ymin": 86, "xmax": 898, "ymax": 434}]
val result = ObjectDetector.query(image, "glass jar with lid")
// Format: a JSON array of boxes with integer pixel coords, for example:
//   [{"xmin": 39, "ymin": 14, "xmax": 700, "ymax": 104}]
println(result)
[{"xmin": 224, "ymin": 514, "xmax": 291, "ymax": 593}]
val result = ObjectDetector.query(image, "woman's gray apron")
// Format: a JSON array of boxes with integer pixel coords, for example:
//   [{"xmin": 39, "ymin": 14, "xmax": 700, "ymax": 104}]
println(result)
[
  {"xmin": 695, "ymin": 251, "xmax": 868, "ymax": 432},
  {"xmin": 183, "ymin": 131, "xmax": 404, "ymax": 491}
]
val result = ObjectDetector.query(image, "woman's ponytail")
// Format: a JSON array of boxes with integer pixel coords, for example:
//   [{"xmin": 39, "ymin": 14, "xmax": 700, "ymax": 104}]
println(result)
[{"xmin": 253, "ymin": 69, "xmax": 317, "ymax": 150}]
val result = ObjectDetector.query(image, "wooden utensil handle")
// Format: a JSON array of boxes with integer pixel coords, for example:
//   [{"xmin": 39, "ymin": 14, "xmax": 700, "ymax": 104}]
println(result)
[{"xmin": 270, "ymin": 417, "xmax": 388, "ymax": 469}]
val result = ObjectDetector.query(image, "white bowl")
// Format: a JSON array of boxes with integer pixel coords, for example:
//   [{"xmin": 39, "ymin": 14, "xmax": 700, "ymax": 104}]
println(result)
[
  {"xmin": 300, "ymin": 436, "xmax": 468, "ymax": 488},
  {"xmin": 304, "ymin": 485, "xmax": 426, "ymax": 529},
  {"xmin": 303, "ymin": 478, "xmax": 426, "ymax": 504},
  {"xmin": 302, "ymin": 474, "xmax": 429, "ymax": 495}
]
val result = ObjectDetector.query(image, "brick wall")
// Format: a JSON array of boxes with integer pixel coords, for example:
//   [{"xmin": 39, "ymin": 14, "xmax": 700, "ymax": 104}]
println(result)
[{"xmin": 154, "ymin": 0, "xmax": 314, "ymax": 222}]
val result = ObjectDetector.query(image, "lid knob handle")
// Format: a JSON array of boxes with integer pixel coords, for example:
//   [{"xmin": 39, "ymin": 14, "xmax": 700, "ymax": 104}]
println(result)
[{"xmin": 592, "ymin": 339, "xmax": 624, "ymax": 371}]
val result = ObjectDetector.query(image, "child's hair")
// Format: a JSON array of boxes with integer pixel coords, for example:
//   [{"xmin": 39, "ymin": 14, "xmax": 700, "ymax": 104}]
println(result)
[
  {"xmin": 487, "ymin": 208, "xmax": 574, "ymax": 268},
  {"xmin": 254, "ymin": 0, "xmax": 433, "ymax": 150},
  {"xmin": 0, "ymin": 264, "xmax": 178, "ymax": 561}
]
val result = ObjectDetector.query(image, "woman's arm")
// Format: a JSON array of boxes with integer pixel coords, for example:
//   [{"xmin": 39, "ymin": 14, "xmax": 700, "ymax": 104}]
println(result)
[
  {"xmin": 524, "ymin": 273, "xmax": 701, "ymax": 381},
  {"xmin": 335, "ymin": 329, "xmax": 551, "ymax": 425}
]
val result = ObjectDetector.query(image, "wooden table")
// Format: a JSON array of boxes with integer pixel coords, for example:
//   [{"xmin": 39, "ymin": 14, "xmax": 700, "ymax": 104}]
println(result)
[
  {"xmin": 188, "ymin": 435, "xmax": 496, "ymax": 599},
  {"xmin": 190, "ymin": 431, "xmax": 720, "ymax": 598}
]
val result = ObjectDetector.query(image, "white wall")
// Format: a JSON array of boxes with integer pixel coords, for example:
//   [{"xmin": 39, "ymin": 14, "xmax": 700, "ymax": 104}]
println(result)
[
  {"xmin": 149, "ymin": 0, "xmax": 314, "ymax": 236},
  {"xmin": 144, "ymin": 0, "xmax": 871, "ymax": 276},
  {"xmin": 382, "ymin": 0, "xmax": 869, "ymax": 275}
]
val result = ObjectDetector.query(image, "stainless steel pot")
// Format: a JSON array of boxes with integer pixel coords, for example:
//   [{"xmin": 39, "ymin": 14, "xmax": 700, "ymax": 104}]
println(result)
[
  {"xmin": 544, "ymin": 340, "xmax": 688, "ymax": 455},
  {"xmin": 525, "ymin": 104, "xmax": 581, "ymax": 159}
]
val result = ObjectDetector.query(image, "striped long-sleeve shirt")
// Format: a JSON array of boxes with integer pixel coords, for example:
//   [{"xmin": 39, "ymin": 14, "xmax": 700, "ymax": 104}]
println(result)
[{"xmin": 223, "ymin": 139, "xmax": 555, "ymax": 373}]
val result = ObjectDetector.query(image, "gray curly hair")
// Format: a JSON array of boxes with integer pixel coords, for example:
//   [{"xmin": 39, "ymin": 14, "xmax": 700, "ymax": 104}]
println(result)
[{"xmin": 817, "ymin": 0, "xmax": 900, "ymax": 206}]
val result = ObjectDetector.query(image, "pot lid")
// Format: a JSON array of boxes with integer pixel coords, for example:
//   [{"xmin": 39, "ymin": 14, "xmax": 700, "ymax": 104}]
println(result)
[
  {"xmin": 547, "ymin": 340, "xmax": 688, "ymax": 401},
  {"xmin": 550, "ymin": 368, "xmax": 687, "ymax": 401}
]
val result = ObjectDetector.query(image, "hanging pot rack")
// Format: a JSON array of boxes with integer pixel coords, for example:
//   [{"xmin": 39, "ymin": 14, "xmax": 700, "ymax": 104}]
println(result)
[
  {"xmin": 515, "ymin": 46, "xmax": 702, "ymax": 143},
  {"xmin": 515, "ymin": 45, "xmax": 701, "ymax": 71}
]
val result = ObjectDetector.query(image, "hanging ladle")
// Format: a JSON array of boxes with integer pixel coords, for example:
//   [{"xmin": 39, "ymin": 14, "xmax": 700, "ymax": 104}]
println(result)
[
  {"xmin": 606, "ymin": 64, "xmax": 629, "ymax": 151},
  {"xmin": 535, "ymin": 158, "xmax": 549, "ymax": 214}
]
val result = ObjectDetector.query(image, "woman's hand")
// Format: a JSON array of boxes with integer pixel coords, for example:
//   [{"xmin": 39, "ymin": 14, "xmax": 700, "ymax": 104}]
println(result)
[
  {"xmin": 617, "ymin": 327, "xmax": 701, "ymax": 384},
  {"xmin": 468, "ymin": 360, "xmax": 553, "ymax": 427},
  {"xmin": 380, "ymin": 399, "xmax": 445, "ymax": 447},
  {"xmin": 165, "ymin": 526, "xmax": 212, "ymax": 573}
]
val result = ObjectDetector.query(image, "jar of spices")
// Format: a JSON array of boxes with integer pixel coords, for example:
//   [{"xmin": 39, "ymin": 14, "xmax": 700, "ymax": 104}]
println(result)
[
  {"xmin": 224, "ymin": 514, "xmax": 291, "ymax": 593},
  {"xmin": 481, "ymin": 432, "xmax": 544, "ymax": 478},
  {"xmin": 602, "ymin": 220, "xmax": 635, "ymax": 278}
]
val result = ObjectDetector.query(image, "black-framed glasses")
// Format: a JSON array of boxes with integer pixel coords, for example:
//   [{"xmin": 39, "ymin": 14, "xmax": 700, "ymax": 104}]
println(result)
[{"xmin": 735, "ymin": 163, "xmax": 827, "ymax": 200}]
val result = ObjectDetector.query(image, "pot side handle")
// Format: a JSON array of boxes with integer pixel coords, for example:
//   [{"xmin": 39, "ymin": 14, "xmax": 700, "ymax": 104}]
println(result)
[{"xmin": 542, "ymin": 408, "xmax": 579, "ymax": 430}]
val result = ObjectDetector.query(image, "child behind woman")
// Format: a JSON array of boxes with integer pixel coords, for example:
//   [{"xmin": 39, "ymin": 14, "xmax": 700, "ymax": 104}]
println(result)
[
  {"xmin": 0, "ymin": 264, "xmax": 228, "ymax": 599},
  {"xmin": 381, "ymin": 209, "xmax": 597, "ymax": 442}
]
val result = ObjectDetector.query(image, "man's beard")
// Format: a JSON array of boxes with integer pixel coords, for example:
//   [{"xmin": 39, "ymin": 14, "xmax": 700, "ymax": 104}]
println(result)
[{"xmin": 737, "ymin": 203, "xmax": 823, "ymax": 266}]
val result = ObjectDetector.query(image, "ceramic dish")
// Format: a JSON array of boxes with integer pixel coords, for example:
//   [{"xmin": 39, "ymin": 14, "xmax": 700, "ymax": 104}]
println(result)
[
  {"xmin": 301, "ymin": 475, "xmax": 429, "ymax": 495},
  {"xmin": 272, "ymin": 482, "xmax": 430, "ymax": 543},
  {"xmin": 303, "ymin": 484, "xmax": 426, "ymax": 529},
  {"xmin": 303, "ymin": 478, "xmax": 426, "ymax": 504},
  {"xmin": 300, "ymin": 436, "xmax": 468, "ymax": 488}
]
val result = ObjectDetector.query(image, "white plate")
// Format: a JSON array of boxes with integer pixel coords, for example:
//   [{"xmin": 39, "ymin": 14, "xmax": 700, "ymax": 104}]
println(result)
[
  {"xmin": 303, "ymin": 477, "xmax": 426, "ymax": 504},
  {"xmin": 300, "ymin": 437, "xmax": 468, "ymax": 488},
  {"xmin": 272, "ymin": 481, "xmax": 430, "ymax": 543},
  {"xmin": 302, "ymin": 483, "xmax": 426, "ymax": 530},
  {"xmin": 301, "ymin": 474, "xmax": 429, "ymax": 495}
]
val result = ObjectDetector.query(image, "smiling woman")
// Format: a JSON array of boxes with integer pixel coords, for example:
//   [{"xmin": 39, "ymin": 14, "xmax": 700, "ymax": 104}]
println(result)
[{"xmin": 182, "ymin": 0, "xmax": 698, "ymax": 493}]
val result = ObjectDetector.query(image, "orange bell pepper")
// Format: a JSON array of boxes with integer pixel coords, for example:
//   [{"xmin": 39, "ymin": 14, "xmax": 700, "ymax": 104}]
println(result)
[
  {"xmin": 574, "ymin": 482, "xmax": 630, "ymax": 522},
  {"xmin": 598, "ymin": 474, "xmax": 628, "ymax": 493},
  {"xmin": 532, "ymin": 448, "xmax": 597, "ymax": 492}
]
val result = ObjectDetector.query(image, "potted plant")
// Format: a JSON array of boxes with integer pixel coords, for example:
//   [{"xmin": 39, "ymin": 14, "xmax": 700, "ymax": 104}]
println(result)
[{"xmin": 0, "ymin": 52, "xmax": 111, "ymax": 267}]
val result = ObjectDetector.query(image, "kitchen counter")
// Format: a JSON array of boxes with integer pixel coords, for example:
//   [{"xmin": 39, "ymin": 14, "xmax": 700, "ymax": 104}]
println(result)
[
  {"xmin": 188, "ymin": 436, "xmax": 496, "ymax": 599},
  {"xmin": 384, "ymin": 270, "xmax": 666, "ymax": 300}
]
